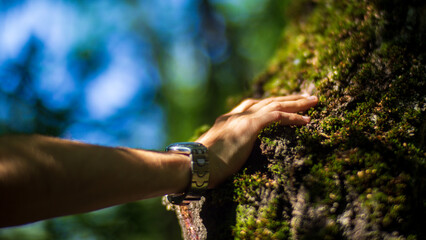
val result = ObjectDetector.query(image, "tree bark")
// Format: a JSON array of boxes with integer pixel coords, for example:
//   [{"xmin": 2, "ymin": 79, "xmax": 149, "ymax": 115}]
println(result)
[{"xmin": 166, "ymin": 0, "xmax": 426, "ymax": 239}]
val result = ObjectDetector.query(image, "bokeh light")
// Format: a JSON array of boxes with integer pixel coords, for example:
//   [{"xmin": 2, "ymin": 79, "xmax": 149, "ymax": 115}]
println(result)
[{"xmin": 0, "ymin": 0, "xmax": 287, "ymax": 239}]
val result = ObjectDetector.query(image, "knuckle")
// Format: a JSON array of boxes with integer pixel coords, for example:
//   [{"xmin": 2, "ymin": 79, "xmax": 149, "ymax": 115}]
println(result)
[
  {"xmin": 241, "ymin": 116, "xmax": 254, "ymax": 125},
  {"xmin": 270, "ymin": 102, "xmax": 282, "ymax": 110},
  {"xmin": 293, "ymin": 100, "xmax": 303, "ymax": 108},
  {"xmin": 290, "ymin": 114, "xmax": 300, "ymax": 121},
  {"xmin": 227, "ymin": 113, "xmax": 245, "ymax": 124},
  {"xmin": 289, "ymin": 114, "xmax": 306, "ymax": 125},
  {"xmin": 271, "ymin": 111, "xmax": 282, "ymax": 121},
  {"xmin": 227, "ymin": 114, "xmax": 252, "ymax": 130},
  {"xmin": 259, "ymin": 98, "xmax": 272, "ymax": 104},
  {"xmin": 242, "ymin": 98, "xmax": 257, "ymax": 105},
  {"xmin": 215, "ymin": 114, "xmax": 229, "ymax": 123}
]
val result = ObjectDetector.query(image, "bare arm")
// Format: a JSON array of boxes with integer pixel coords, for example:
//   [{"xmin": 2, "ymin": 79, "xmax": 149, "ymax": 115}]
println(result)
[
  {"xmin": 0, "ymin": 135, "xmax": 191, "ymax": 227},
  {"xmin": 0, "ymin": 95, "xmax": 318, "ymax": 227}
]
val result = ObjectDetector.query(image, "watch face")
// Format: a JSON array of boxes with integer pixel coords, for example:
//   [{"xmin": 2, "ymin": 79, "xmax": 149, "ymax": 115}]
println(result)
[{"xmin": 165, "ymin": 142, "xmax": 205, "ymax": 154}]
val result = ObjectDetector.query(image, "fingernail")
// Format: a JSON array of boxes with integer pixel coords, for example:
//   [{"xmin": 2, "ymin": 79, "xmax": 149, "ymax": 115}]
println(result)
[
  {"xmin": 307, "ymin": 96, "xmax": 317, "ymax": 101},
  {"xmin": 303, "ymin": 116, "xmax": 311, "ymax": 121}
]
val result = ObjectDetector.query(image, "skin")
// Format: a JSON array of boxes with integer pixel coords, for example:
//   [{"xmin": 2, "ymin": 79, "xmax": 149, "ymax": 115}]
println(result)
[{"xmin": 0, "ymin": 94, "xmax": 318, "ymax": 227}]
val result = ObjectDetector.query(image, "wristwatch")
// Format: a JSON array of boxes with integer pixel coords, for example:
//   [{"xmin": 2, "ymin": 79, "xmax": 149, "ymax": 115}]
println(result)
[{"xmin": 166, "ymin": 142, "xmax": 209, "ymax": 205}]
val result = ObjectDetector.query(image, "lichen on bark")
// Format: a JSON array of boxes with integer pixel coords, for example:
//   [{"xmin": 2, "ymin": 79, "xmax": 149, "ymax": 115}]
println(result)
[{"xmin": 169, "ymin": 0, "xmax": 426, "ymax": 239}]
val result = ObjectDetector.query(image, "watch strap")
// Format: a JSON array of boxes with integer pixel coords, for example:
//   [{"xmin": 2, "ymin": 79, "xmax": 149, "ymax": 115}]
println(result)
[{"xmin": 166, "ymin": 142, "xmax": 209, "ymax": 205}]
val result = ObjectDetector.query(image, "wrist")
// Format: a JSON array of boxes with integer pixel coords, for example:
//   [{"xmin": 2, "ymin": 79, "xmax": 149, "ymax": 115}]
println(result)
[
  {"xmin": 165, "ymin": 142, "xmax": 209, "ymax": 205},
  {"xmin": 126, "ymin": 148, "xmax": 191, "ymax": 198},
  {"xmin": 167, "ymin": 152, "xmax": 192, "ymax": 194}
]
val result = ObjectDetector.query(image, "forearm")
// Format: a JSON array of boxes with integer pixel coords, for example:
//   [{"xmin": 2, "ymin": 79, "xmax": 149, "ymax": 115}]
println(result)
[
  {"xmin": 0, "ymin": 134, "xmax": 190, "ymax": 227},
  {"xmin": 0, "ymin": 94, "xmax": 318, "ymax": 227}
]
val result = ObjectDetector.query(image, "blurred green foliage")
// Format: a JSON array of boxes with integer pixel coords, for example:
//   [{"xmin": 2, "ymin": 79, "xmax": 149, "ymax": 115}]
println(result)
[
  {"xmin": 162, "ymin": 0, "xmax": 290, "ymax": 143},
  {"xmin": 0, "ymin": 0, "xmax": 289, "ymax": 239}
]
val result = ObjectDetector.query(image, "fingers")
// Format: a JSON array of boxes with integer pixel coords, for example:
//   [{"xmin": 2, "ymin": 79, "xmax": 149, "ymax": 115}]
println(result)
[
  {"xmin": 265, "ymin": 96, "xmax": 318, "ymax": 113},
  {"xmin": 229, "ymin": 98, "xmax": 259, "ymax": 114},
  {"xmin": 249, "ymin": 95, "xmax": 309, "ymax": 110},
  {"xmin": 231, "ymin": 94, "xmax": 316, "ymax": 114},
  {"xmin": 277, "ymin": 112, "xmax": 311, "ymax": 125},
  {"xmin": 228, "ymin": 94, "xmax": 318, "ymax": 131},
  {"xmin": 256, "ymin": 111, "xmax": 311, "ymax": 131},
  {"xmin": 250, "ymin": 95, "xmax": 318, "ymax": 130}
]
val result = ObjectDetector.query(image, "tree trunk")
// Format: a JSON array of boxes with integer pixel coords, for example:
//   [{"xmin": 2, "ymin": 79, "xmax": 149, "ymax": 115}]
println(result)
[{"xmin": 165, "ymin": 0, "xmax": 426, "ymax": 239}]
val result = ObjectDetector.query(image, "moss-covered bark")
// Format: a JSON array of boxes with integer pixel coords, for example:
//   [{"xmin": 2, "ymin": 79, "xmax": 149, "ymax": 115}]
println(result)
[{"xmin": 168, "ymin": 0, "xmax": 426, "ymax": 239}]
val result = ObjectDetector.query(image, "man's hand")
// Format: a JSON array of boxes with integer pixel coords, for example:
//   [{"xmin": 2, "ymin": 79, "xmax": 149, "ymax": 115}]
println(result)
[
  {"xmin": 0, "ymin": 94, "xmax": 317, "ymax": 227},
  {"xmin": 196, "ymin": 95, "xmax": 318, "ymax": 188}
]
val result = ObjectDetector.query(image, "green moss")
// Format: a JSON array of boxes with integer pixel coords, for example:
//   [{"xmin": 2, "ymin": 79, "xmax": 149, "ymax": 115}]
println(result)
[
  {"xmin": 234, "ymin": 171, "xmax": 267, "ymax": 204},
  {"xmin": 230, "ymin": 0, "xmax": 425, "ymax": 239},
  {"xmin": 187, "ymin": 0, "xmax": 426, "ymax": 239},
  {"xmin": 233, "ymin": 201, "xmax": 291, "ymax": 240}
]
